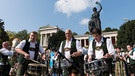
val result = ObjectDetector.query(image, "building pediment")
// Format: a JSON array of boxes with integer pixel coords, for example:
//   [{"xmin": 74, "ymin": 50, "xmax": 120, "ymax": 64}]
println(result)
[{"xmin": 39, "ymin": 25, "xmax": 59, "ymax": 31}]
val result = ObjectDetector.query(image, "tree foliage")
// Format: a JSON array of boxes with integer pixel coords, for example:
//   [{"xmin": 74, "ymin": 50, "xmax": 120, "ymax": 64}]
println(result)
[
  {"xmin": 117, "ymin": 20, "xmax": 135, "ymax": 49},
  {"xmin": 15, "ymin": 29, "xmax": 28, "ymax": 40},
  {"xmin": 37, "ymin": 31, "xmax": 41, "ymax": 43},
  {"xmin": 6, "ymin": 31, "xmax": 16, "ymax": 40},
  {"xmin": 0, "ymin": 20, "xmax": 9, "ymax": 48},
  {"xmin": 48, "ymin": 30, "xmax": 65, "ymax": 51},
  {"xmin": 85, "ymin": 31, "xmax": 90, "ymax": 34},
  {"xmin": 103, "ymin": 27, "xmax": 118, "ymax": 32},
  {"xmin": 72, "ymin": 32, "xmax": 78, "ymax": 36}
]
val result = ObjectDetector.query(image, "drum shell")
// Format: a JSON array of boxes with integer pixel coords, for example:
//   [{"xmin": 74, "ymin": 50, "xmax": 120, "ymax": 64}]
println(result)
[
  {"xmin": 54, "ymin": 59, "xmax": 71, "ymax": 69},
  {"xmin": 84, "ymin": 59, "xmax": 107, "ymax": 74},
  {"xmin": 27, "ymin": 63, "xmax": 46, "ymax": 75}
]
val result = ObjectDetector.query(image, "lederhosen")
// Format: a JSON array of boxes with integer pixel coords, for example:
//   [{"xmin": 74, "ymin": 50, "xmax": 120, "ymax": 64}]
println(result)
[
  {"xmin": 0, "ymin": 52, "xmax": 11, "ymax": 76},
  {"xmin": 16, "ymin": 40, "xmax": 39, "ymax": 76},
  {"xmin": 92, "ymin": 37, "xmax": 113, "ymax": 76},
  {"xmin": 115, "ymin": 52, "xmax": 127, "ymax": 76},
  {"xmin": 61, "ymin": 39, "xmax": 82, "ymax": 74}
]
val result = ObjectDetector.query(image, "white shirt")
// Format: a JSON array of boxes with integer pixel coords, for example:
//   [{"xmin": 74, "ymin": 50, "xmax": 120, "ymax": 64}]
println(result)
[
  {"xmin": 15, "ymin": 39, "xmax": 44, "ymax": 59},
  {"xmin": 0, "ymin": 48, "xmax": 14, "ymax": 56},
  {"xmin": 88, "ymin": 37, "xmax": 115, "ymax": 59},
  {"xmin": 59, "ymin": 38, "xmax": 83, "ymax": 59}
]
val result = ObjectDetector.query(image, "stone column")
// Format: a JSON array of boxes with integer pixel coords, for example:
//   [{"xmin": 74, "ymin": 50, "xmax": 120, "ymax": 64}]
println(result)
[
  {"xmin": 40, "ymin": 34, "xmax": 43, "ymax": 45},
  {"xmin": 44, "ymin": 34, "xmax": 47, "ymax": 46},
  {"xmin": 84, "ymin": 39, "xmax": 86, "ymax": 47}
]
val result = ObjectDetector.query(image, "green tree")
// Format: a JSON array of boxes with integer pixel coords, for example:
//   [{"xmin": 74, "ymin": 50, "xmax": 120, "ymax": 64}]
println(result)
[
  {"xmin": 0, "ymin": 19, "xmax": 9, "ymax": 48},
  {"xmin": 103, "ymin": 27, "xmax": 118, "ymax": 32},
  {"xmin": 6, "ymin": 31, "xmax": 16, "ymax": 40},
  {"xmin": 37, "ymin": 31, "xmax": 41, "ymax": 43},
  {"xmin": 48, "ymin": 30, "xmax": 65, "ymax": 50},
  {"xmin": 85, "ymin": 31, "xmax": 90, "ymax": 34},
  {"xmin": 72, "ymin": 32, "xmax": 78, "ymax": 36},
  {"xmin": 6, "ymin": 31, "xmax": 17, "ymax": 45},
  {"xmin": 15, "ymin": 29, "xmax": 28, "ymax": 40},
  {"xmin": 117, "ymin": 20, "xmax": 135, "ymax": 49}
]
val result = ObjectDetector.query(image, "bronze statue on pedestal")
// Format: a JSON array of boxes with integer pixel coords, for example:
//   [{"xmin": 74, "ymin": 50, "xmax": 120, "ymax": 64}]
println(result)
[{"xmin": 88, "ymin": 2, "xmax": 102, "ymax": 33}]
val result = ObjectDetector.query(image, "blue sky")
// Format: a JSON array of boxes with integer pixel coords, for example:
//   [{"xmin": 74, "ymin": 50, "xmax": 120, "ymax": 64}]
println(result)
[{"xmin": 0, "ymin": 0, "xmax": 135, "ymax": 34}]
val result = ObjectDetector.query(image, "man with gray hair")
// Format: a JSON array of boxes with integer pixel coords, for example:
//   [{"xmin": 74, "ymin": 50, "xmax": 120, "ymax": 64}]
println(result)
[{"xmin": 0, "ymin": 41, "xmax": 14, "ymax": 76}]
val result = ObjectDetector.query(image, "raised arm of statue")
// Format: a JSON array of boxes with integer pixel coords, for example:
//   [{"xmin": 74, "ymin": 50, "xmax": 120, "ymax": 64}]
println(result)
[{"xmin": 96, "ymin": 2, "xmax": 102, "ymax": 13}]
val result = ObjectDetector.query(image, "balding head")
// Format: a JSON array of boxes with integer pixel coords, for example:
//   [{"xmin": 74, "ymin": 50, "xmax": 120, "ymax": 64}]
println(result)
[
  {"xmin": 65, "ymin": 29, "xmax": 73, "ymax": 41},
  {"xmin": 65, "ymin": 29, "xmax": 72, "ymax": 34}
]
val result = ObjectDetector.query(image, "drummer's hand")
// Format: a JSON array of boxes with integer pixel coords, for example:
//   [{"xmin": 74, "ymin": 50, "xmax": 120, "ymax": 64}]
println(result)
[
  {"xmin": 88, "ymin": 55, "xmax": 92, "ymax": 62},
  {"xmin": 41, "ymin": 53, "xmax": 46, "ymax": 60},
  {"xmin": 24, "ymin": 53, "xmax": 30, "ymax": 60},
  {"xmin": 54, "ymin": 52, "xmax": 59, "ymax": 57},
  {"xmin": 71, "ymin": 52, "xmax": 77, "ymax": 57},
  {"xmin": 71, "ymin": 53, "xmax": 76, "ymax": 57},
  {"xmin": 103, "ymin": 53, "xmax": 110, "ymax": 59},
  {"xmin": 88, "ymin": 58, "xmax": 92, "ymax": 62}
]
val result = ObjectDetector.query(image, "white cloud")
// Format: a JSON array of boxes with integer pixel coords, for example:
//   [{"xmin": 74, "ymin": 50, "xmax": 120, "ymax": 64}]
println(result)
[
  {"xmin": 80, "ymin": 18, "xmax": 89, "ymax": 25},
  {"xmin": 55, "ymin": 0, "xmax": 101, "ymax": 17}
]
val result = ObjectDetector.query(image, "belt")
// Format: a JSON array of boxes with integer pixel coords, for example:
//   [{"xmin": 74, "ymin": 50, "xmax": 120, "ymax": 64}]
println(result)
[
  {"xmin": 64, "ymin": 48, "xmax": 71, "ymax": 51},
  {"xmin": 29, "ymin": 47, "xmax": 36, "ymax": 51}
]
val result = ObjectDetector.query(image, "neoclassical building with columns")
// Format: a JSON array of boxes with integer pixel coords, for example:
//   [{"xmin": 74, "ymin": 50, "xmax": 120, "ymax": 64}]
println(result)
[
  {"xmin": 39, "ymin": 25, "xmax": 60, "ymax": 48},
  {"xmin": 39, "ymin": 25, "xmax": 118, "ymax": 49}
]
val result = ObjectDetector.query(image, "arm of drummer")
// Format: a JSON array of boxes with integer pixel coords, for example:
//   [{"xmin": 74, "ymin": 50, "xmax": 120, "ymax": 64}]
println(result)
[
  {"xmin": 123, "ymin": 52, "xmax": 129, "ymax": 61},
  {"xmin": 87, "ymin": 41, "xmax": 93, "ymax": 62},
  {"xmin": 71, "ymin": 40, "xmax": 83, "ymax": 57},
  {"xmin": 16, "ymin": 48, "xmax": 30, "ymax": 60},
  {"xmin": 15, "ymin": 40, "xmax": 30, "ymax": 60},
  {"xmin": 88, "ymin": 54, "xmax": 92, "ymax": 62},
  {"xmin": 103, "ymin": 39, "xmax": 115, "ymax": 59},
  {"xmin": 71, "ymin": 51, "xmax": 82, "ymax": 57}
]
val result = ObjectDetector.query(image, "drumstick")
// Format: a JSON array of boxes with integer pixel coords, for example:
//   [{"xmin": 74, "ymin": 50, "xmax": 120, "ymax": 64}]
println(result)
[{"xmin": 30, "ymin": 59, "xmax": 40, "ymax": 64}]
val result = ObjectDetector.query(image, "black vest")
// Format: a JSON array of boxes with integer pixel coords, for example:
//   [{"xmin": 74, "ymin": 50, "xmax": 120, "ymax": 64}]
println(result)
[
  {"xmin": 0, "ymin": 52, "xmax": 8, "ymax": 65},
  {"xmin": 18, "ymin": 40, "xmax": 39, "ymax": 64}
]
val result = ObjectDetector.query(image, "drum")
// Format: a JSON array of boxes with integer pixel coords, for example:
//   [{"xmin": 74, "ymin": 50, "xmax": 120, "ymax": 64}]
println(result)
[
  {"xmin": 84, "ymin": 59, "xmax": 107, "ymax": 75},
  {"xmin": 27, "ymin": 63, "xmax": 46, "ymax": 76},
  {"xmin": 54, "ymin": 59, "xmax": 71, "ymax": 69}
]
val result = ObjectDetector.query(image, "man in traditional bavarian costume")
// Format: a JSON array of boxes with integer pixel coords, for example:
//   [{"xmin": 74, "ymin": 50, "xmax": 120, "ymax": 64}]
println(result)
[
  {"xmin": 0, "ymin": 41, "xmax": 14, "ymax": 76},
  {"xmin": 125, "ymin": 44, "xmax": 135, "ymax": 76},
  {"xmin": 15, "ymin": 31, "xmax": 45, "ymax": 76},
  {"xmin": 115, "ymin": 46, "xmax": 127, "ymax": 76},
  {"xmin": 88, "ymin": 28, "xmax": 115, "ymax": 76},
  {"xmin": 58, "ymin": 29, "xmax": 83, "ymax": 76}
]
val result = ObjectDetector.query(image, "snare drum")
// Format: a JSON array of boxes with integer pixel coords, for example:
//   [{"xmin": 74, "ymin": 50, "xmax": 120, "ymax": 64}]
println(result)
[
  {"xmin": 54, "ymin": 59, "xmax": 71, "ymax": 69},
  {"xmin": 84, "ymin": 59, "xmax": 107, "ymax": 75},
  {"xmin": 27, "ymin": 63, "xmax": 46, "ymax": 75}
]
